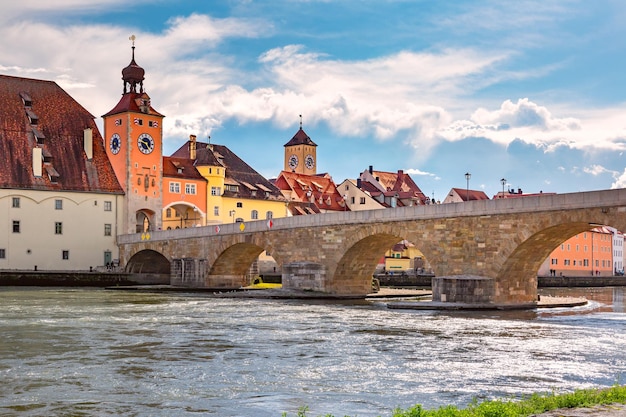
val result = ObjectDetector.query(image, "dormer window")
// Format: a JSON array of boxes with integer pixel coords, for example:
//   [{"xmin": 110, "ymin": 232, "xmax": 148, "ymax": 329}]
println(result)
[
  {"xmin": 26, "ymin": 110, "xmax": 38, "ymax": 125},
  {"xmin": 33, "ymin": 128, "xmax": 45, "ymax": 145},
  {"xmin": 20, "ymin": 92, "xmax": 32, "ymax": 107}
]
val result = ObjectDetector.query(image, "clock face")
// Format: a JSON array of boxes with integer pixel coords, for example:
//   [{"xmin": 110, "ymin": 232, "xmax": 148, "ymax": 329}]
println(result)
[
  {"xmin": 109, "ymin": 133, "xmax": 121, "ymax": 155},
  {"xmin": 137, "ymin": 133, "xmax": 155, "ymax": 154},
  {"xmin": 288, "ymin": 154, "xmax": 299, "ymax": 169},
  {"xmin": 305, "ymin": 154, "xmax": 315, "ymax": 169}
]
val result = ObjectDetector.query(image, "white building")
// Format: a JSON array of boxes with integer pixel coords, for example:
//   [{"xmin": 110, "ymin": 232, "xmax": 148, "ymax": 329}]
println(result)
[{"xmin": 0, "ymin": 75, "xmax": 124, "ymax": 270}]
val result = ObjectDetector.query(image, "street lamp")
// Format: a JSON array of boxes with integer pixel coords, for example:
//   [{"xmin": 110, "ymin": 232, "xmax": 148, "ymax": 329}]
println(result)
[
  {"xmin": 229, "ymin": 210, "xmax": 236, "ymax": 223},
  {"xmin": 500, "ymin": 178, "xmax": 506, "ymax": 198},
  {"xmin": 465, "ymin": 172, "xmax": 471, "ymax": 202}
]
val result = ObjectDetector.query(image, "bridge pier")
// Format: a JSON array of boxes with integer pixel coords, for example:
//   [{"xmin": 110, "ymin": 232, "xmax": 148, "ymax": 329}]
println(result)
[{"xmin": 282, "ymin": 262, "xmax": 327, "ymax": 292}]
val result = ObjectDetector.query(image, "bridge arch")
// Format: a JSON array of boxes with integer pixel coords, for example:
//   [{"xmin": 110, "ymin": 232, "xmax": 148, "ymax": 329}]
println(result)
[
  {"xmin": 330, "ymin": 232, "xmax": 404, "ymax": 293},
  {"xmin": 126, "ymin": 249, "xmax": 170, "ymax": 274}
]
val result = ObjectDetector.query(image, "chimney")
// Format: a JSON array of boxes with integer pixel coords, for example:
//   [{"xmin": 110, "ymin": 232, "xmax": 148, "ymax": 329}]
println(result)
[
  {"xmin": 33, "ymin": 147, "xmax": 42, "ymax": 177},
  {"xmin": 369, "ymin": 165, "xmax": 373, "ymax": 174},
  {"xmin": 189, "ymin": 134, "xmax": 197, "ymax": 160},
  {"xmin": 356, "ymin": 178, "xmax": 362, "ymax": 188},
  {"xmin": 83, "ymin": 128, "xmax": 93, "ymax": 160}
]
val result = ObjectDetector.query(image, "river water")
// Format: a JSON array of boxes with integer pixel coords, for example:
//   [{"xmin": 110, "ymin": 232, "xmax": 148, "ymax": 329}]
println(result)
[{"xmin": 0, "ymin": 287, "xmax": 625, "ymax": 417}]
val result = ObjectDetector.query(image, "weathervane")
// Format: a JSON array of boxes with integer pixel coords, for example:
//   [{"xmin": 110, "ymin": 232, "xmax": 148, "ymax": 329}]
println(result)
[{"xmin": 129, "ymin": 34, "xmax": 136, "ymax": 46}]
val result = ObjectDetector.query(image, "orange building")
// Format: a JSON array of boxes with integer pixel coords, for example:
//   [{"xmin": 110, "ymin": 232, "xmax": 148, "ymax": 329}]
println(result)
[
  {"xmin": 162, "ymin": 156, "xmax": 207, "ymax": 230},
  {"xmin": 541, "ymin": 227, "xmax": 614, "ymax": 277}
]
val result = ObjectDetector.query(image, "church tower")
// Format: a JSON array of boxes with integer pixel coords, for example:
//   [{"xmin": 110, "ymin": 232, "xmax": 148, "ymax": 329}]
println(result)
[
  {"xmin": 103, "ymin": 36, "xmax": 165, "ymax": 234},
  {"xmin": 283, "ymin": 116, "xmax": 317, "ymax": 175}
]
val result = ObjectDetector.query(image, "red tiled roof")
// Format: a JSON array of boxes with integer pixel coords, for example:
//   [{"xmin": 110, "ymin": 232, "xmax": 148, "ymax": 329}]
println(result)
[
  {"xmin": 0, "ymin": 74, "xmax": 123, "ymax": 194},
  {"xmin": 451, "ymin": 188, "xmax": 490, "ymax": 201},
  {"xmin": 274, "ymin": 170, "xmax": 347, "ymax": 213},
  {"xmin": 102, "ymin": 92, "xmax": 164, "ymax": 118},
  {"xmin": 163, "ymin": 156, "xmax": 206, "ymax": 181}
]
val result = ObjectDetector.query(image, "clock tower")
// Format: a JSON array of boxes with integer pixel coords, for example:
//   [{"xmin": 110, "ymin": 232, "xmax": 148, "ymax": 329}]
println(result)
[
  {"xmin": 103, "ymin": 37, "xmax": 165, "ymax": 234},
  {"xmin": 283, "ymin": 117, "xmax": 317, "ymax": 175}
]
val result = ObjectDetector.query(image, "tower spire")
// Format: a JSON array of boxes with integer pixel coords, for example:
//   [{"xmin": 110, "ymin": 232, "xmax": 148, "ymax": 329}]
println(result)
[{"xmin": 122, "ymin": 34, "xmax": 145, "ymax": 94}]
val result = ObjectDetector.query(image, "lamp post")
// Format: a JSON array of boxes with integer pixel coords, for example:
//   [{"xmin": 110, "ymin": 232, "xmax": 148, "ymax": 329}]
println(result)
[
  {"xmin": 500, "ymin": 178, "xmax": 506, "ymax": 199},
  {"xmin": 465, "ymin": 172, "xmax": 471, "ymax": 202},
  {"xmin": 229, "ymin": 210, "xmax": 236, "ymax": 223}
]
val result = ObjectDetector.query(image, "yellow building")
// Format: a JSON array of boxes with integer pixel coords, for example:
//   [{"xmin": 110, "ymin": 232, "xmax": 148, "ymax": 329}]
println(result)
[
  {"xmin": 170, "ymin": 136, "xmax": 288, "ymax": 225},
  {"xmin": 383, "ymin": 240, "xmax": 430, "ymax": 273}
]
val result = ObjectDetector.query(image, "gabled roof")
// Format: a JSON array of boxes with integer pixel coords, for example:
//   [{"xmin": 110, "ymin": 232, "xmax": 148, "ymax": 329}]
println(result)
[
  {"xmin": 0, "ymin": 74, "xmax": 123, "ymax": 194},
  {"xmin": 163, "ymin": 156, "xmax": 206, "ymax": 181},
  {"xmin": 274, "ymin": 170, "xmax": 347, "ymax": 213},
  {"xmin": 359, "ymin": 168, "xmax": 428, "ymax": 206},
  {"xmin": 451, "ymin": 188, "xmax": 490, "ymax": 201},
  {"xmin": 102, "ymin": 92, "xmax": 164, "ymax": 118},
  {"xmin": 284, "ymin": 127, "xmax": 317, "ymax": 147},
  {"xmin": 171, "ymin": 140, "xmax": 284, "ymax": 201}
]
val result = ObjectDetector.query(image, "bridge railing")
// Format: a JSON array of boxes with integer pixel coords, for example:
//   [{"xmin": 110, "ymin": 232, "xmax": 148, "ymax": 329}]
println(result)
[{"xmin": 117, "ymin": 188, "xmax": 626, "ymax": 244}]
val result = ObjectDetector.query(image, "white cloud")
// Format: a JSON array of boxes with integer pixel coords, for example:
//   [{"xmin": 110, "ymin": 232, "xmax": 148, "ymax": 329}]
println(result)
[{"xmin": 612, "ymin": 169, "xmax": 626, "ymax": 189}]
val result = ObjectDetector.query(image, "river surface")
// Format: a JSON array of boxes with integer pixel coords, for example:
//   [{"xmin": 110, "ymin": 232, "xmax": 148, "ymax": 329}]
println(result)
[{"xmin": 0, "ymin": 287, "xmax": 625, "ymax": 417}]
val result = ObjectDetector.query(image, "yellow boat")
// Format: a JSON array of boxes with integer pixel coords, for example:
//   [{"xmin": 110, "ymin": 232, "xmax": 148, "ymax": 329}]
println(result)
[{"xmin": 243, "ymin": 276, "xmax": 282, "ymax": 290}]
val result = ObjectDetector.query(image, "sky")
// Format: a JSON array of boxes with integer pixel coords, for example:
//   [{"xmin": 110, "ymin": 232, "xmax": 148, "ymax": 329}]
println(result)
[{"xmin": 1, "ymin": 0, "xmax": 625, "ymax": 201}]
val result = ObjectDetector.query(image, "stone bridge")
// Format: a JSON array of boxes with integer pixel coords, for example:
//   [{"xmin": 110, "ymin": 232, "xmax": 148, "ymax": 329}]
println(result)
[{"xmin": 117, "ymin": 188, "xmax": 626, "ymax": 306}]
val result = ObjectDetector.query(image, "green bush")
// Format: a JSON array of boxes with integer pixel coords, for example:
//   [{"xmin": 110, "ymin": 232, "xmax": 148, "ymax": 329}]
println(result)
[{"xmin": 281, "ymin": 385, "xmax": 626, "ymax": 417}]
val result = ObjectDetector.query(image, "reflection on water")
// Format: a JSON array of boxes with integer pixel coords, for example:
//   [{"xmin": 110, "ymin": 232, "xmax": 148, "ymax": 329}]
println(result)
[{"xmin": 0, "ymin": 287, "xmax": 624, "ymax": 417}]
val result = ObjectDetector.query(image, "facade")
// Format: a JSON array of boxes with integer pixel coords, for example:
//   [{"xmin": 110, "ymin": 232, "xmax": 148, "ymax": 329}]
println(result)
[
  {"xmin": 337, "ymin": 179, "xmax": 384, "ymax": 211},
  {"xmin": 382, "ymin": 240, "xmax": 430, "ymax": 273},
  {"xmin": 358, "ymin": 166, "xmax": 429, "ymax": 207},
  {"xmin": 538, "ymin": 227, "xmax": 615, "ymax": 276},
  {"xmin": 0, "ymin": 75, "xmax": 124, "ymax": 270},
  {"xmin": 162, "ymin": 155, "xmax": 207, "ymax": 230},
  {"xmin": 170, "ymin": 136, "xmax": 287, "ymax": 225},
  {"xmin": 102, "ymin": 44, "xmax": 164, "ymax": 234}
]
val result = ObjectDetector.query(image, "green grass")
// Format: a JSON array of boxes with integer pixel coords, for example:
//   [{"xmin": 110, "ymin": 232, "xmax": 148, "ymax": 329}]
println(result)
[{"xmin": 281, "ymin": 385, "xmax": 626, "ymax": 417}]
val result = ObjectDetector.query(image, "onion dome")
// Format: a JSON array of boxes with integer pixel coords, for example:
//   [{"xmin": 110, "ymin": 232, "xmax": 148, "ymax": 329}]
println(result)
[{"xmin": 122, "ymin": 45, "xmax": 145, "ymax": 94}]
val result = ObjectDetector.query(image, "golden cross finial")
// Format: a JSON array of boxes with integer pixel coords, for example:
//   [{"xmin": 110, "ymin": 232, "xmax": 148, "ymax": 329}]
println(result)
[{"xmin": 129, "ymin": 34, "xmax": 136, "ymax": 46}]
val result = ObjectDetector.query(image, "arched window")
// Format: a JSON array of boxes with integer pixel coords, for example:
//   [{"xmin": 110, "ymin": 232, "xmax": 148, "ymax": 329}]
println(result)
[
  {"xmin": 251, "ymin": 210, "xmax": 258, "ymax": 220},
  {"xmin": 266, "ymin": 211, "xmax": 273, "ymax": 219}
]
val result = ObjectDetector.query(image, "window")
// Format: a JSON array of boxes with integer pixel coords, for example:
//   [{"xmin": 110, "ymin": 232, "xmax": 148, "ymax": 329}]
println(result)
[
  {"xmin": 169, "ymin": 182, "xmax": 181, "ymax": 193},
  {"xmin": 166, "ymin": 208, "xmax": 172, "ymax": 218},
  {"xmin": 584, "ymin": 259, "xmax": 589, "ymax": 266},
  {"xmin": 236, "ymin": 202, "xmax": 243, "ymax": 208},
  {"xmin": 360, "ymin": 197, "xmax": 366, "ymax": 204},
  {"xmin": 251, "ymin": 210, "xmax": 258, "ymax": 220},
  {"xmin": 214, "ymin": 206, "xmax": 219, "ymax": 216},
  {"xmin": 226, "ymin": 184, "xmax": 239, "ymax": 192},
  {"xmin": 62, "ymin": 250, "xmax": 69, "ymax": 260},
  {"xmin": 564, "ymin": 259, "xmax": 570, "ymax": 266},
  {"xmin": 551, "ymin": 258, "xmax": 558, "ymax": 265},
  {"xmin": 104, "ymin": 201, "xmax": 112, "ymax": 211},
  {"xmin": 12, "ymin": 221, "xmax": 20, "ymax": 233},
  {"xmin": 55, "ymin": 199, "xmax": 63, "ymax": 210},
  {"xmin": 185, "ymin": 183, "xmax": 196, "ymax": 195},
  {"xmin": 12, "ymin": 197, "xmax": 20, "ymax": 208},
  {"xmin": 104, "ymin": 224, "xmax": 112, "ymax": 236},
  {"xmin": 55, "ymin": 222, "xmax": 63, "ymax": 235},
  {"xmin": 351, "ymin": 197, "xmax": 355, "ymax": 204},
  {"xmin": 0, "ymin": 249, "xmax": 5, "ymax": 259},
  {"xmin": 266, "ymin": 211, "xmax": 273, "ymax": 219},
  {"xmin": 211, "ymin": 186, "xmax": 221, "ymax": 196}
]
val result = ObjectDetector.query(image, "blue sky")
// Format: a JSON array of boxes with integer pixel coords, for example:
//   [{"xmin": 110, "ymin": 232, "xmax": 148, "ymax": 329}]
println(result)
[{"xmin": 1, "ymin": 1, "xmax": 625, "ymax": 201}]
